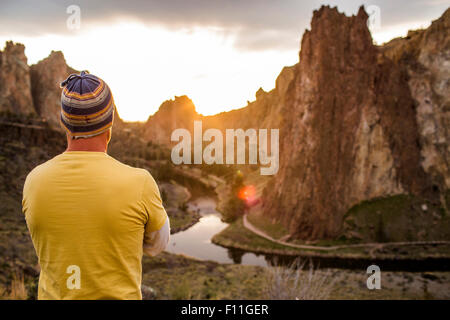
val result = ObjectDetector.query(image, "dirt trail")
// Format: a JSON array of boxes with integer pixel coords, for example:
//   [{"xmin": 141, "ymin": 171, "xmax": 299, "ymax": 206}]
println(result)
[{"xmin": 242, "ymin": 214, "xmax": 450, "ymax": 251}]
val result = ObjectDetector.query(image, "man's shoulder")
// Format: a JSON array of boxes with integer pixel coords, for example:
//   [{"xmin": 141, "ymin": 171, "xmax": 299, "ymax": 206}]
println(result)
[
  {"xmin": 106, "ymin": 155, "xmax": 151, "ymax": 177},
  {"xmin": 105, "ymin": 155, "xmax": 156, "ymax": 186},
  {"xmin": 25, "ymin": 154, "xmax": 62, "ymax": 182}
]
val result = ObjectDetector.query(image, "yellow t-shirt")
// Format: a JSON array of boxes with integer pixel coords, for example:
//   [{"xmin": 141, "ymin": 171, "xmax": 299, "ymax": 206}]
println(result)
[{"xmin": 22, "ymin": 151, "xmax": 168, "ymax": 300}]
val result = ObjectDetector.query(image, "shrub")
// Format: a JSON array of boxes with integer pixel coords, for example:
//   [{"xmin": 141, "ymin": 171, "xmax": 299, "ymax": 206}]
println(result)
[
  {"xmin": 222, "ymin": 197, "xmax": 246, "ymax": 223},
  {"xmin": 264, "ymin": 259, "xmax": 335, "ymax": 300}
]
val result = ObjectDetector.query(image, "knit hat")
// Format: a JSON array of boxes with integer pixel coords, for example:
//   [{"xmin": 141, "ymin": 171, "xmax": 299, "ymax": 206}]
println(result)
[{"xmin": 60, "ymin": 71, "xmax": 115, "ymax": 139}]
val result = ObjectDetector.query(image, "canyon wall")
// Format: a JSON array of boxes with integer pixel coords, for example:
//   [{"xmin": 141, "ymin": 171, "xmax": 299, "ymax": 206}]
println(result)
[
  {"xmin": 143, "ymin": 95, "xmax": 200, "ymax": 145},
  {"xmin": 30, "ymin": 51, "xmax": 77, "ymax": 128},
  {"xmin": 382, "ymin": 9, "xmax": 450, "ymax": 193},
  {"xmin": 261, "ymin": 6, "xmax": 445, "ymax": 239},
  {"xmin": 0, "ymin": 41, "xmax": 35, "ymax": 116}
]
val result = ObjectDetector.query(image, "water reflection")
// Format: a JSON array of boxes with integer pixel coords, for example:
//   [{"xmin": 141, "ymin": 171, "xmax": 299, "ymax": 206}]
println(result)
[{"xmin": 166, "ymin": 197, "xmax": 269, "ymax": 267}]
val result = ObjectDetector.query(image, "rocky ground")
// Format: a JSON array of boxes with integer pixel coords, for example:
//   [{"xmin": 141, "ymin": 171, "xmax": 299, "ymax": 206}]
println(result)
[{"xmin": 142, "ymin": 252, "xmax": 450, "ymax": 300}]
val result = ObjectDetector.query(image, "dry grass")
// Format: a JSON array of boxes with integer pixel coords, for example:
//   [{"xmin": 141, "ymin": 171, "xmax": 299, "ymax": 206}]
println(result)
[
  {"xmin": 264, "ymin": 259, "xmax": 335, "ymax": 300},
  {"xmin": 0, "ymin": 270, "xmax": 28, "ymax": 300}
]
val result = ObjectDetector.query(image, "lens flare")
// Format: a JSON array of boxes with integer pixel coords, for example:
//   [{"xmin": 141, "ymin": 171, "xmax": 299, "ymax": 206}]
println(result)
[{"xmin": 238, "ymin": 185, "xmax": 256, "ymax": 205}]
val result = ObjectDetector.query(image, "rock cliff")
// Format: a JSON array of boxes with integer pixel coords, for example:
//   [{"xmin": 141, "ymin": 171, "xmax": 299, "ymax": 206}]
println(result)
[
  {"xmin": 143, "ymin": 95, "xmax": 201, "ymax": 145},
  {"xmin": 0, "ymin": 41, "xmax": 35, "ymax": 116},
  {"xmin": 261, "ymin": 6, "xmax": 439, "ymax": 240},
  {"xmin": 30, "ymin": 51, "xmax": 77, "ymax": 128},
  {"xmin": 382, "ymin": 8, "xmax": 450, "ymax": 194}
]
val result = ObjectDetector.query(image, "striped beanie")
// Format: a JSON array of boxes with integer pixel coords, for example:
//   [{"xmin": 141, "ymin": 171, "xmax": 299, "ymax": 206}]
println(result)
[{"xmin": 60, "ymin": 71, "xmax": 115, "ymax": 139}]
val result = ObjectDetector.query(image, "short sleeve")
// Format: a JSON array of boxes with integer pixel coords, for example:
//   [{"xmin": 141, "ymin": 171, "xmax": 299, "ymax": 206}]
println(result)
[{"xmin": 141, "ymin": 171, "xmax": 168, "ymax": 233}]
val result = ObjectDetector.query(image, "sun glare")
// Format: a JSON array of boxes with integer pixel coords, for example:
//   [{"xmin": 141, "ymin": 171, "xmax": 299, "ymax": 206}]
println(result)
[{"xmin": 1, "ymin": 22, "xmax": 298, "ymax": 122}]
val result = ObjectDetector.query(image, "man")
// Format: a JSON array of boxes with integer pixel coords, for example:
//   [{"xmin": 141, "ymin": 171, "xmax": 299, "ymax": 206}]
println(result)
[{"xmin": 22, "ymin": 71, "xmax": 170, "ymax": 300}]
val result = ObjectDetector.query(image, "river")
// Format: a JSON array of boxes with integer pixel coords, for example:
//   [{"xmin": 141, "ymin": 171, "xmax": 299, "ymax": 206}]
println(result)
[
  {"xmin": 165, "ymin": 197, "xmax": 270, "ymax": 267},
  {"xmin": 165, "ymin": 196, "xmax": 450, "ymax": 272}
]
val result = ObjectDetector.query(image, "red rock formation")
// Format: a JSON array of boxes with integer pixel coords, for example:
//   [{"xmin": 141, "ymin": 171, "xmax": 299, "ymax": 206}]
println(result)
[
  {"xmin": 382, "ymin": 8, "xmax": 450, "ymax": 193},
  {"xmin": 29, "ymin": 51, "xmax": 77, "ymax": 128},
  {"xmin": 261, "ymin": 6, "xmax": 432, "ymax": 239},
  {"xmin": 143, "ymin": 95, "xmax": 201, "ymax": 145},
  {"xmin": 0, "ymin": 41, "xmax": 35, "ymax": 116}
]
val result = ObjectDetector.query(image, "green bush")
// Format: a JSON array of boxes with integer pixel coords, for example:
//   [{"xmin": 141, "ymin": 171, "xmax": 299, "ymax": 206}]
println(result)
[
  {"xmin": 221, "ymin": 197, "xmax": 246, "ymax": 223},
  {"xmin": 221, "ymin": 171, "xmax": 246, "ymax": 223}
]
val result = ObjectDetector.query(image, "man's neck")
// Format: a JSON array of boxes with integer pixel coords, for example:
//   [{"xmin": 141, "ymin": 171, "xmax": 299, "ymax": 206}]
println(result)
[
  {"xmin": 66, "ymin": 145, "xmax": 107, "ymax": 152},
  {"xmin": 66, "ymin": 137, "xmax": 108, "ymax": 153}
]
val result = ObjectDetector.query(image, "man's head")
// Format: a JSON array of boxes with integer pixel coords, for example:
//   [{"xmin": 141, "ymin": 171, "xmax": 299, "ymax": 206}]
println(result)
[{"xmin": 60, "ymin": 71, "xmax": 115, "ymax": 150}]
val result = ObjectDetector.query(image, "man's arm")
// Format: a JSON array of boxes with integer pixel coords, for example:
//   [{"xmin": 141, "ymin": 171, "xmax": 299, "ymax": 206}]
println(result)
[
  {"xmin": 141, "ymin": 171, "xmax": 170, "ymax": 256},
  {"xmin": 143, "ymin": 217, "xmax": 170, "ymax": 256}
]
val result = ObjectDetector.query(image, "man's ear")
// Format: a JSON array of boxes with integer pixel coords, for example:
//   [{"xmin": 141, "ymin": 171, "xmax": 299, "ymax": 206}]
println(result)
[{"xmin": 106, "ymin": 128, "xmax": 112, "ymax": 144}]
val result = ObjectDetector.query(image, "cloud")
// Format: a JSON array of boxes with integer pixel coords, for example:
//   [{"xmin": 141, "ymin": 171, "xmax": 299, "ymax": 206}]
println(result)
[{"xmin": 0, "ymin": 0, "xmax": 448, "ymax": 51}]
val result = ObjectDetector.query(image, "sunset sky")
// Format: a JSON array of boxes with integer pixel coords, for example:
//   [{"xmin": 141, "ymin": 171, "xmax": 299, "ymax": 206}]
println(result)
[{"xmin": 0, "ymin": 0, "xmax": 448, "ymax": 121}]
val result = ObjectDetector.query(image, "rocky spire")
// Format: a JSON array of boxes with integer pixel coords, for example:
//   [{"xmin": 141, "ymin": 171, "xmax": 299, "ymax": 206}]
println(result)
[
  {"xmin": 261, "ymin": 5, "xmax": 432, "ymax": 239},
  {"xmin": 0, "ymin": 41, "xmax": 35, "ymax": 116},
  {"xmin": 30, "ymin": 50, "xmax": 77, "ymax": 128}
]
